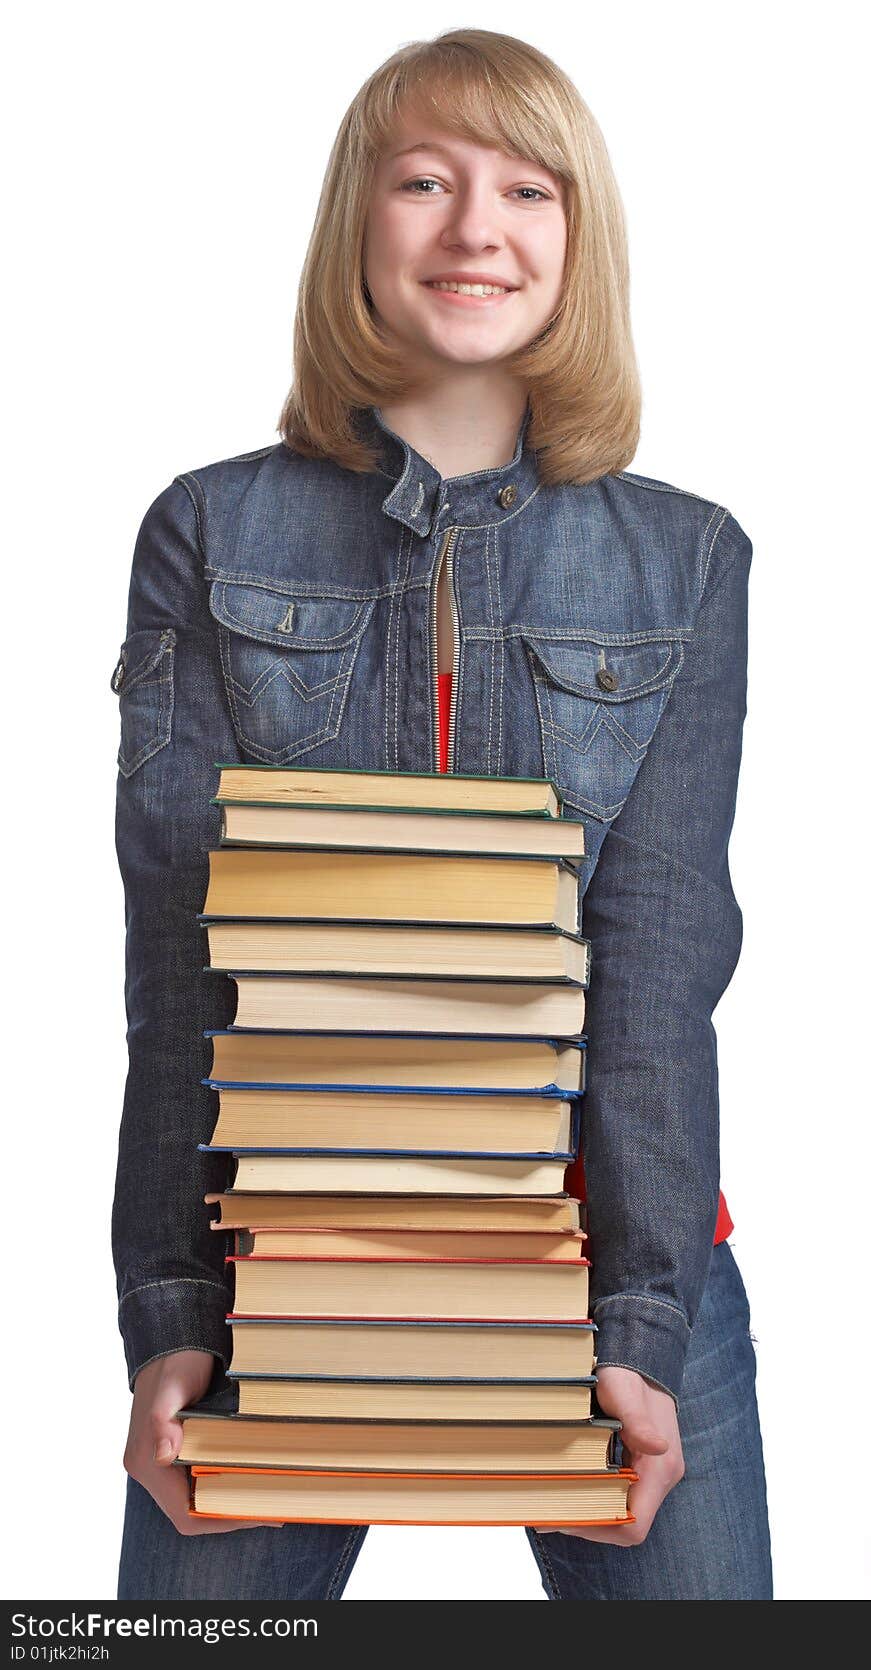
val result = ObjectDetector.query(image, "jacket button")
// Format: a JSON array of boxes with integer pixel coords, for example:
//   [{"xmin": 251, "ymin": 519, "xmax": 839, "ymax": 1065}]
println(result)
[
  {"xmin": 111, "ymin": 657, "xmax": 126, "ymax": 691},
  {"xmin": 596, "ymin": 668, "xmax": 619, "ymax": 692},
  {"xmin": 497, "ymin": 484, "xmax": 517, "ymax": 507}
]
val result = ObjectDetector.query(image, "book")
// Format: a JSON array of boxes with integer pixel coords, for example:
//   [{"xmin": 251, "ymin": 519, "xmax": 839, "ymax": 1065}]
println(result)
[
  {"xmin": 230, "ymin": 1227, "xmax": 587, "ymax": 1261},
  {"xmin": 226, "ymin": 977, "xmax": 586, "ymax": 1035},
  {"xmin": 187, "ymin": 1465, "xmax": 637, "ymax": 1526},
  {"xmin": 199, "ymin": 848, "xmax": 581, "ymax": 927},
  {"xmin": 181, "ymin": 763, "xmax": 607, "ymax": 1532},
  {"xmin": 200, "ymin": 1088, "xmax": 579, "ymax": 1157},
  {"xmin": 227, "ymin": 1317, "xmax": 597, "ymax": 1379},
  {"xmin": 213, "ymin": 764, "xmax": 563, "ymax": 818},
  {"xmin": 228, "ymin": 1154, "xmax": 572, "ymax": 1195},
  {"xmin": 205, "ymin": 1192, "xmax": 583, "ymax": 1233},
  {"xmin": 226, "ymin": 1253, "xmax": 591, "ymax": 1321},
  {"xmin": 201, "ymin": 919, "xmax": 591, "ymax": 982},
  {"xmin": 204, "ymin": 1029, "xmax": 586, "ymax": 1095},
  {"xmin": 176, "ymin": 1413, "xmax": 620, "ymax": 1472},
  {"xmin": 232, "ymin": 1377, "xmax": 596, "ymax": 1421},
  {"xmin": 216, "ymin": 801, "xmax": 585, "ymax": 859}
]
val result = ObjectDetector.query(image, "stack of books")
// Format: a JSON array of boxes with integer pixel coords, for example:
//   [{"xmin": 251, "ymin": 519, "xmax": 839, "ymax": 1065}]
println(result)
[{"xmin": 178, "ymin": 764, "xmax": 637, "ymax": 1527}]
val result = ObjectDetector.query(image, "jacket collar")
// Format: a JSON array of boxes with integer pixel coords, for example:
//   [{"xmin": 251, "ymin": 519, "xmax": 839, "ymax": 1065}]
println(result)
[{"xmin": 355, "ymin": 400, "xmax": 540, "ymax": 536}]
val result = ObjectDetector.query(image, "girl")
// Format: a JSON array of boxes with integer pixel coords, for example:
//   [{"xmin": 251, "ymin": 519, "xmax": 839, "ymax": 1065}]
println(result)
[{"xmin": 113, "ymin": 28, "xmax": 772, "ymax": 1600}]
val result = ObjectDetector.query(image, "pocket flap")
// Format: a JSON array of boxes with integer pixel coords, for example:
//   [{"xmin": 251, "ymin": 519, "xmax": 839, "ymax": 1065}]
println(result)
[
  {"xmin": 110, "ymin": 627, "xmax": 175, "ymax": 695},
  {"xmin": 209, "ymin": 580, "xmax": 374, "ymax": 651},
  {"xmin": 522, "ymin": 635, "xmax": 683, "ymax": 701}
]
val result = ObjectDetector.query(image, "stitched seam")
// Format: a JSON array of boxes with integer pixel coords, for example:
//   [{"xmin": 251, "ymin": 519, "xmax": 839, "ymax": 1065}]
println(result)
[
  {"xmin": 391, "ymin": 526, "xmax": 413, "ymax": 773},
  {"xmin": 128, "ymin": 1342, "xmax": 230, "ymax": 1373},
  {"xmin": 698, "ymin": 504, "xmax": 729, "ymax": 599},
  {"xmin": 215, "ymin": 606, "xmax": 368, "ymax": 762},
  {"xmin": 593, "ymin": 1293, "xmax": 689, "ymax": 1325},
  {"xmin": 697, "ymin": 524, "xmax": 750, "ymax": 619},
  {"xmin": 221, "ymin": 444, "xmax": 278, "ymax": 464},
  {"xmin": 593, "ymin": 1360, "xmax": 679, "ymax": 1408},
  {"xmin": 326, "ymin": 1525, "xmax": 366, "ymax": 1598},
  {"xmin": 203, "ymin": 571, "xmax": 396, "ymax": 598},
  {"xmin": 451, "ymin": 527, "xmax": 468, "ymax": 771},
  {"xmin": 463, "ymin": 626, "xmax": 694, "ymax": 644},
  {"xmin": 533, "ymin": 674, "xmax": 629, "ymax": 820},
  {"xmin": 120, "ymin": 1278, "xmax": 229, "ymax": 1306},
  {"xmin": 214, "ymin": 586, "xmax": 371, "ymax": 647},
  {"xmin": 529, "ymin": 646, "xmax": 680, "ymax": 702},
  {"xmin": 483, "ymin": 521, "xmax": 496, "ymax": 774},
  {"xmin": 546, "ymin": 712, "xmax": 643, "ymax": 763},
  {"xmin": 485, "ymin": 520, "xmax": 507, "ymax": 775},
  {"xmin": 230, "ymin": 661, "xmax": 345, "ymax": 702},
  {"xmin": 615, "ymin": 470, "xmax": 720, "ymax": 507},
  {"xmin": 385, "ymin": 538, "xmax": 394, "ymax": 773},
  {"xmin": 117, "ymin": 656, "xmax": 174, "ymax": 775},
  {"xmin": 175, "ymin": 472, "xmax": 206, "ymax": 566},
  {"xmin": 528, "ymin": 1529, "xmax": 564, "ymax": 1598},
  {"xmin": 386, "ymin": 531, "xmax": 398, "ymax": 771}
]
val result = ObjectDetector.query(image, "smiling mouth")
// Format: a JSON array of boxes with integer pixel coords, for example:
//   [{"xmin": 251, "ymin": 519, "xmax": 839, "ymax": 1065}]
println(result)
[{"xmin": 421, "ymin": 280, "xmax": 516, "ymax": 303}]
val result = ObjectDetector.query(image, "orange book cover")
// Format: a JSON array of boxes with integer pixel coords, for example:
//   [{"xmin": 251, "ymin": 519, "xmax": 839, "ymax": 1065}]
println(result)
[
  {"xmin": 187, "ymin": 1465, "xmax": 639, "ymax": 1527},
  {"xmin": 226, "ymin": 1254, "xmax": 591, "ymax": 1267}
]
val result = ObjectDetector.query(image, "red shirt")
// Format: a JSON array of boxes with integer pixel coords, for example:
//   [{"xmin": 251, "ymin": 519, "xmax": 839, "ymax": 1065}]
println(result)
[{"xmin": 436, "ymin": 670, "xmax": 733, "ymax": 1245}]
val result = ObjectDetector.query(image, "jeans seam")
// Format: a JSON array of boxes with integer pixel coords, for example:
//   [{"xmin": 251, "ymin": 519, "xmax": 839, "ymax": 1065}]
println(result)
[
  {"xmin": 528, "ymin": 1528, "xmax": 564, "ymax": 1599},
  {"xmin": 325, "ymin": 1526, "xmax": 365, "ymax": 1599}
]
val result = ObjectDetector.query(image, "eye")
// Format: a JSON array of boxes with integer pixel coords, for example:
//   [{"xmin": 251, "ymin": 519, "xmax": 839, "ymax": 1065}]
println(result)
[{"xmin": 400, "ymin": 178, "xmax": 553, "ymax": 202}]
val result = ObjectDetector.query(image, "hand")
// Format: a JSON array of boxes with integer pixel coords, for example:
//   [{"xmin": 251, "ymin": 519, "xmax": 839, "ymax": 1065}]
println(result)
[
  {"xmin": 533, "ymin": 1364, "xmax": 684, "ymax": 1545},
  {"xmin": 123, "ymin": 1349, "xmax": 278, "ymax": 1535}
]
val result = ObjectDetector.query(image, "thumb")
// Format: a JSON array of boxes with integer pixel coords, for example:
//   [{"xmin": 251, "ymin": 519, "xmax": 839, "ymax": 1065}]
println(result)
[
  {"xmin": 595, "ymin": 1372, "xmax": 670, "ymax": 1457},
  {"xmin": 149, "ymin": 1400, "xmax": 183, "ymax": 1466},
  {"xmin": 618, "ymin": 1412, "xmax": 669, "ymax": 1458}
]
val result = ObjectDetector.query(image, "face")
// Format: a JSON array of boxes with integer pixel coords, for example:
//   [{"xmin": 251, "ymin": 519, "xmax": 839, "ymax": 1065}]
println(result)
[{"xmin": 363, "ymin": 111, "xmax": 568, "ymax": 373}]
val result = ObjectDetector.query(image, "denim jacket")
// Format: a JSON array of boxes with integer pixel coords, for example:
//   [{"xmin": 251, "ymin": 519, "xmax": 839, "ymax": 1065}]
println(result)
[{"xmin": 111, "ymin": 400, "xmax": 751, "ymax": 1405}]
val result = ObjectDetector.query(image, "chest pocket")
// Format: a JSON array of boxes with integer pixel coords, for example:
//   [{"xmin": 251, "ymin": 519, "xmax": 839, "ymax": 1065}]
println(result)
[
  {"xmin": 208, "ymin": 578, "xmax": 376, "ymax": 765},
  {"xmin": 520, "ymin": 633, "xmax": 685, "ymax": 822}
]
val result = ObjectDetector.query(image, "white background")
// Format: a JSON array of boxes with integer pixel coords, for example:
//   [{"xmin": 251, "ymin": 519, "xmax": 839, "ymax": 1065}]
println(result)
[{"xmin": 4, "ymin": 0, "xmax": 868, "ymax": 1602}]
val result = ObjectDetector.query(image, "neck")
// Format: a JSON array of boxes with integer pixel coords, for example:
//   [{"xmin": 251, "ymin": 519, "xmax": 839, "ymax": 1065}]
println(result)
[{"xmin": 378, "ymin": 374, "xmax": 529, "ymax": 481}]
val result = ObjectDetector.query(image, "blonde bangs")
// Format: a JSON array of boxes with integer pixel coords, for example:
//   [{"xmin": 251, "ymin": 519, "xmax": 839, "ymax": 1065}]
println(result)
[{"xmin": 279, "ymin": 29, "xmax": 641, "ymax": 486}]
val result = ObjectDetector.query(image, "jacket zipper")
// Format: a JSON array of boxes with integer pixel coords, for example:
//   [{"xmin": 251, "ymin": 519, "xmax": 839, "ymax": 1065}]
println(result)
[{"xmin": 431, "ymin": 525, "xmax": 460, "ymax": 772}]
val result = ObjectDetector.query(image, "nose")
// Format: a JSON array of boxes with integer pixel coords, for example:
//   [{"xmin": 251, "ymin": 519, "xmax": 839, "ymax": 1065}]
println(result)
[{"xmin": 440, "ymin": 183, "xmax": 504, "ymax": 253}]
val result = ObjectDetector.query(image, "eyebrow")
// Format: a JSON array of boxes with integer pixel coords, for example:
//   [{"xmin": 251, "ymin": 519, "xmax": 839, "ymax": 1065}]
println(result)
[{"xmin": 388, "ymin": 141, "xmax": 457, "ymax": 161}]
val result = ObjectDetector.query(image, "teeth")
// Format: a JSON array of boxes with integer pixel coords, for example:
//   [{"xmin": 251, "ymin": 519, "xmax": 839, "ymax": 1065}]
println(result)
[{"xmin": 427, "ymin": 281, "xmax": 511, "ymax": 296}]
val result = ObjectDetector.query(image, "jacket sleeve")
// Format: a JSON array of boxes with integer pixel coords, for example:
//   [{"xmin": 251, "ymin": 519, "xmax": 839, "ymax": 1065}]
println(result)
[
  {"xmin": 580, "ymin": 508, "xmax": 752, "ymax": 1406},
  {"xmin": 110, "ymin": 472, "xmax": 241, "ymax": 1391}
]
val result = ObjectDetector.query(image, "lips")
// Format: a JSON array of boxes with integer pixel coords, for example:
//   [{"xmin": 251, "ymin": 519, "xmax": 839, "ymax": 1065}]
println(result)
[
  {"xmin": 423, "ymin": 277, "xmax": 518, "ymax": 291},
  {"xmin": 421, "ymin": 281, "xmax": 517, "ymax": 305}
]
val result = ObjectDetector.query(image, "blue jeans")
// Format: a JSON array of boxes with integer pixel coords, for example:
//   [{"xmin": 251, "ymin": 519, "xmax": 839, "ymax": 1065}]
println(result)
[{"xmin": 117, "ymin": 1241, "xmax": 772, "ymax": 1601}]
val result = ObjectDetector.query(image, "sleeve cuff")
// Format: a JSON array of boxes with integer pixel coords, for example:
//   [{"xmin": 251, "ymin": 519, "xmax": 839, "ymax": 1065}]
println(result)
[
  {"xmin": 119, "ymin": 1277, "xmax": 232, "ymax": 1391},
  {"xmin": 592, "ymin": 1294, "xmax": 692, "ymax": 1408}
]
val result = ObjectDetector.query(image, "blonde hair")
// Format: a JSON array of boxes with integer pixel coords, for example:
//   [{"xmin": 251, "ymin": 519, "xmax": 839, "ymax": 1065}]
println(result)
[{"xmin": 278, "ymin": 28, "xmax": 641, "ymax": 486}]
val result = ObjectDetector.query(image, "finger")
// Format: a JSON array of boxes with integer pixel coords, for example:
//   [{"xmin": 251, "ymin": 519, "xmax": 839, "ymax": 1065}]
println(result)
[
  {"xmin": 618, "ymin": 1418, "xmax": 670, "ymax": 1458},
  {"xmin": 532, "ymin": 1522, "xmax": 634, "ymax": 1544},
  {"xmin": 149, "ymin": 1412, "xmax": 182, "ymax": 1466},
  {"xmin": 611, "ymin": 1456, "xmax": 670, "ymax": 1541},
  {"xmin": 150, "ymin": 1462, "xmax": 280, "ymax": 1535},
  {"xmin": 532, "ymin": 1449, "xmax": 672, "ymax": 1545},
  {"xmin": 544, "ymin": 1524, "xmax": 635, "ymax": 1544},
  {"xmin": 148, "ymin": 1396, "xmax": 188, "ymax": 1465}
]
